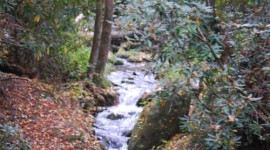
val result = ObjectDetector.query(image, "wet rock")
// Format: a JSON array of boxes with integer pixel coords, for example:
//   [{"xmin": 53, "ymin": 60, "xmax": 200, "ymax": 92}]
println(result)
[
  {"xmin": 136, "ymin": 99, "xmax": 152, "ymax": 107},
  {"xmin": 114, "ymin": 60, "xmax": 124, "ymax": 66},
  {"xmin": 122, "ymin": 131, "xmax": 132, "ymax": 137},
  {"xmin": 107, "ymin": 113, "xmax": 125, "ymax": 120},
  {"xmin": 128, "ymin": 89, "xmax": 192, "ymax": 150},
  {"xmin": 117, "ymin": 54, "xmax": 129, "ymax": 59},
  {"xmin": 136, "ymin": 93, "xmax": 153, "ymax": 107},
  {"xmin": 92, "ymin": 107, "xmax": 106, "ymax": 116},
  {"xmin": 110, "ymin": 141, "xmax": 122, "ymax": 149},
  {"xmin": 121, "ymin": 80, "xmax": 135, "ymax": 84},
  {"xmin": 132, "ymin": 72, "xmax": 137, "ymax": 75},
  {"xmin": 128, "ymin": 112, "xmax": 136, "ymax": 115},
  {"xmin": 128, "ymin": 77, "xmax": 134, "ymax": 80},
  {"xmin": 112, "ymin": 82, "xmax": 119, "ymax": 86}
]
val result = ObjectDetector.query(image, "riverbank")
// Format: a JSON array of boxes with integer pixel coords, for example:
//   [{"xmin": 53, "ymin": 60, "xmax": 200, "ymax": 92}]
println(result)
[{"xmin": 0, "ymin": 72, "xmax": 117, "ymax": 150}]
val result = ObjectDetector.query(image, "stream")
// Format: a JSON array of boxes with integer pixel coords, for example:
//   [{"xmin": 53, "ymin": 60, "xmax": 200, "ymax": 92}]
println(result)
[{"xmin": 94, "ymin": 58, "xmax": 157, "ymax": 150}]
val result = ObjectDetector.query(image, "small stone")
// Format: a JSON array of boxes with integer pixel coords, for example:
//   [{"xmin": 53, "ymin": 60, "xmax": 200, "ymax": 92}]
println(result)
[
  {"xmin": 121, "ymin": 80, "xmax": 135, "ymax": 84},
  {"xmin": 128, "ymin": 77, "xmax": 134, "ymax": 80},
  {"xmin": 128, "ymin": 112, "xmax": 136, "ymax": 115},
  {"xmin": 112, "ymin": 82, "xmax": 119, "ymax": 86},
  {"xmin": 107, "ymin": 113, "xmax": 124, "ymax": 120}
]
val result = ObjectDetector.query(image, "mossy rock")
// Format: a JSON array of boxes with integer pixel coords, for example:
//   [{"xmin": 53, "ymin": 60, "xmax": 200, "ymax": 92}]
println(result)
[
  {"xmin": 108, "ymin": 52, "xmax": 117, "ymax": 64},
  {"xmin": 114, "ymin": 60, "xmax": 124, "ymax": 66},
  {"xmin": 84, "ymin": 85, "xmax": 118, "ymax": 107},
  {"xmin": 128, "ymin": 89, "xmax": 192, "ymax": 150},
  {"xmin": 93, "ymin": 74, "xmax": 112, "ymax": 89},
  {"xmin": 127, "ymin": 56, "xmax": 143, "ymax": 63},
  {"xmin": 136, "ymin": 93, "xmax": 154, "ymax": 107},
  {"xmin": 115, "ymin": 48, "xmax": 151, "ymax": 63},
  {"xmin": 116, "ymin": 48, "xmax": 130, "ymax": 59}
]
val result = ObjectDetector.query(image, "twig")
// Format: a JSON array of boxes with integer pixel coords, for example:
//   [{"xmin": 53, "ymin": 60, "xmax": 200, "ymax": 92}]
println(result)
[
  {"xmin": 171, "ymin": 31, "xmax": 192, "ymax": 67},
  {"xmin": 235, "ymin": 87, "xmax": 269, "ymax": 123},
  {"xmin": 258, "ymin": 103, "xmax": 270, "ymax": 118},
  {"xmin": 197, "ymin": 27, "xmax": 225, "ymax": 70}
]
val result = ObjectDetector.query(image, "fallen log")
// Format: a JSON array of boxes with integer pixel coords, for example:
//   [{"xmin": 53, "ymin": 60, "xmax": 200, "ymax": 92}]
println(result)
[{"xmin": 79, "ymin": 30, "xmax": 141, "ymax": 41}]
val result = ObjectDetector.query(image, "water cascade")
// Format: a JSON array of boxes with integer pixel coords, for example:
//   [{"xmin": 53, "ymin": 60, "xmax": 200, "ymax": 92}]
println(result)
[{"xmin": 94, "ymin": 58, "xmax": 157, "ymax": 150}]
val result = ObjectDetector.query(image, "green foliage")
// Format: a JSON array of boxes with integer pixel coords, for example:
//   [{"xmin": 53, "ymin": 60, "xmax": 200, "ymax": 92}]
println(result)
[
  {"xmin": 0, "ymin": 124, "xmax": 31, "ymax": 150},
  {"xmin": 0, "ymin": 0, "xmax": 94, "ymax": 80},
  {"xmin": 215, "ymin": 0, "xmax": 269, "ymax": 20},
  {"xmin": 118, "ymin": 0, "xmax": 270, "ymax": 149},
  {"xmin": 104, "ymin": 52, "xmax": 118, "ymax": 74},
  {"xmin": 67, "ymin": 47, "xmax": 91, "ymax": 79}
]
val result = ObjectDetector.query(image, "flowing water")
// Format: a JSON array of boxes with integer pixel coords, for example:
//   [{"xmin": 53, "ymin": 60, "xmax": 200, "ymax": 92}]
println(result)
[{"xmin": 94, "ymin": 59, "xmax": 157, "ymax": 150}]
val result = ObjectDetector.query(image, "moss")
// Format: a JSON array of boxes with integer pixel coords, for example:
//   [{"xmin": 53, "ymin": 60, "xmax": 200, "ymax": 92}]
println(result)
[
  {"xmin": 116, "ymin": 48, "xmax": 129, "ymax": 59},
  {"xmin": 114, "ymin": 60, "xmax": 124, "ymax": 65},
  {"xmin": 108, "ymin": 51, "xmax": 117, "ymax": 64},
  {"xmin": 93, "ymin": 74, "xmax": 112, "ymax": 89},
  {"xmin": 127, "ymin": 56, "xmax": 143, "ymax": 63},
  {"xmin": 67, "ymin": 47, "xmax": 91, "ymax": 79},
  {"xmin": 84, "ymin": 79, "xmax": 95, "ymax": 88},
  {"xmin": 116, "ymin": 48, "xmax": 151, "ymax": 63},
  {"xmin": 128, "ymin": 90, "xmax": 192, "ymax": 150}
]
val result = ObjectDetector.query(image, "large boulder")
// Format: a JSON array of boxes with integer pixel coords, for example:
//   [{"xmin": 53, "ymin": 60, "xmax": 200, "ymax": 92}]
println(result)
[{"xmin": 128, "ymin": 89, "xmax": 192, "ymax": 150}]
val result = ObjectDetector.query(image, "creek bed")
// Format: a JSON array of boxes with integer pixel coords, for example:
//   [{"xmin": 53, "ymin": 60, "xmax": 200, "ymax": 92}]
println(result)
[{"xmin": 94, "ymin": 58, "xmax": 157, "ymax": 150}]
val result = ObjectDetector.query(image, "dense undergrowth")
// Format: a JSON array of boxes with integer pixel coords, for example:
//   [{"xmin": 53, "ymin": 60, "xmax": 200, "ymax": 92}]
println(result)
[
  {"xmin": 117, "ymin": 0, "xmax": 270, "ymax": 149},
  {"xmin": 0, "ymin": 0, "xmax": 95, "ymax": 81}
]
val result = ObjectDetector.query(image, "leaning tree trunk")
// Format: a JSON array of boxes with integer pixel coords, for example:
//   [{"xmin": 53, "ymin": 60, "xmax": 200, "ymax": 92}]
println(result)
[
  {"xmin": 88, "ymin": 0, "xmax": 104, "ymax": 78},
  {"xmin": 95, "ymin": 0, "xmax": 114, "ymax": 74}
]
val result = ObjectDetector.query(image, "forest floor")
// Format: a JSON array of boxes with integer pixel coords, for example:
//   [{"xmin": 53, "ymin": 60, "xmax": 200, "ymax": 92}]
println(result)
[{"xmin": 0, "ymin": 73, "xmax": 104, "ymax": 150}]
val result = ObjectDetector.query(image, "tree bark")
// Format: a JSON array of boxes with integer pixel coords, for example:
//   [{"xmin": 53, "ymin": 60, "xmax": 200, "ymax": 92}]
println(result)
[
  {"xmin": 95, "ymin": 0, "xmax": 114, "ymax": 74},
  {"xmin": 88, "ymin": 0, "xmax": 104, "ymax": 78}
]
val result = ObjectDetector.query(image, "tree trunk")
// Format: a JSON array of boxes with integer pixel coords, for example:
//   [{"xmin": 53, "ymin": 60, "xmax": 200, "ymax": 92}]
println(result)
[
  {"xmin": 95, "ymin": 0, "xmax": 114, "ymax": 74},
  {"xmin": 88, "ymin": 0, "xmax": 104, "ymax": 78}
]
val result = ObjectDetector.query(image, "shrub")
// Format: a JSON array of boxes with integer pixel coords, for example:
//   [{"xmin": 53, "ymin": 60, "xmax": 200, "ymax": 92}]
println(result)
[{"xmin": 0, "ymin": 124, "xmax": 31, "ymax": 150}]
